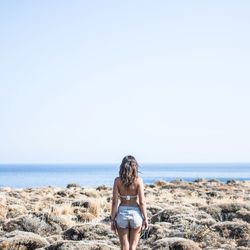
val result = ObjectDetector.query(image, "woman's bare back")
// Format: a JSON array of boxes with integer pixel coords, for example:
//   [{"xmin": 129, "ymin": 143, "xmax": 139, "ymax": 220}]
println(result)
[{"xmin": 116, "ymin": 176, "xmax": 140, "ymax": 207}]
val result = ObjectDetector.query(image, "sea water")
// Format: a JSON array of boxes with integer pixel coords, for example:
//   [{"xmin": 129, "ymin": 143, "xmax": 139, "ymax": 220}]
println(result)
[{"xmin": 0, "ymin": 163, "xmax": 249, "ymax": 188}]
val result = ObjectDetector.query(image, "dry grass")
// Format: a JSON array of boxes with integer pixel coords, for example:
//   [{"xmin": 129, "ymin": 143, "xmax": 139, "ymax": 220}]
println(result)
[
  {"xmin": 209, "ymin": 196, "xmax": 246, "ymax": 205},
  {"xmin": 154, "ymin": 180, "xmax": 168, "ymax": 187},
  {"xmin": 0, "ymin": 241, "xmax": 9, "ymax": 250},
  {"xmin": 178, "ymin": 196, "xmax": 208, "ymax": 206},
  {"xmin": 26, "ymin": 187, "xmax": 105, "ymax": 219},
  {"xmin": 0, "ymin": 195, "xmax": 7, "ymax": 218},
  {"xmin": 77, "ymin": 212, "xmax": 96, "ymax": 222},
  {"xmin": 33, "ymin": 198, "xmax": 49, "ymax": 212},
  {"xmin": 84, "ymin": 189, "xmax": 98, "ymax": 198},
  {"xmin": 101, "ymin": 200, "xmax": 111, "ymax": 214},
  {"xmin": 32, "ymin": 195, "xmax": 75, "ymax": 216},
  {"xmin": 88, "ymin": 199, "xmax": 101, "ymax": 217},
  {"xmin": 49, "ymin": 202, "xmax": 74, "ymax": 216}
]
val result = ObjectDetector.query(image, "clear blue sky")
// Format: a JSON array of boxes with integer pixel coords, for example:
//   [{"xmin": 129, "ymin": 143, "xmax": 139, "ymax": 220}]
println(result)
[{"xmin": 0, "ymin": 1, "xmax": 249, "ymax": 163}]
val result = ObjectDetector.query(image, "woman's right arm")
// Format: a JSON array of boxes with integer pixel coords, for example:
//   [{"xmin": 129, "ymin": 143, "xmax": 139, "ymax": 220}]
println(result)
[{"xmin": 138, "ymin": 177, "xmax": 148, "ymax": 229}]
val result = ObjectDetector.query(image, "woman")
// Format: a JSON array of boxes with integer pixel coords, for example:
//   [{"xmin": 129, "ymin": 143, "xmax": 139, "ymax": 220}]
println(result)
[{"xmin": 111, "ymin": 155, "xmax": 148, "ymax": 250}]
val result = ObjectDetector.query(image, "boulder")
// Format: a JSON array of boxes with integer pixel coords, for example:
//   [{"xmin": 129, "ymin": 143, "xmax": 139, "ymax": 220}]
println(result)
[
  {"xmin": 63, "ymin": 223, "xmax": 111, "ymax": 241},
  {"xmin": 45, "ymin": 234, "xmax": 63, "ymax": 245},
  {"xmin": 211, "ymin": 221, "xmax": 250, "ymax": 239},
  {"xmin": 76, "ymin": 212, "xmax": 96, "ymax": 222},
  {"xmin": 71, "ymin": 200, "xmax": 90, "ymax": 208},
  {"xmin": 56, "ymin": 191, "xmax": 67, "ymax": 197},
  {"xmin": 146, "ymin": 222, "xmax": 173, "ymax": 241},
  {"xmin": 6, "ymin": 204, "xmax": 28, "ymax": 218},
  {"xmin": 3, "ymin": 212, "xmax": 70, "ymax": 236},
  {"xmin": 226, "ymin": 179, "xmax": 237, "ymax": 185},
  {"xmin": 152, "ymin": 237, "xmax": 202, "ymax": 250},
  {"xmin": 0, "ymin": 230, "xmax": 49, "ymax": 250},
  {"xmin": 151, "ymin": 206, "xmax": 193, "ymax": 224},
  {"xmin": 237, "ymin": 239, "xmax": 250, "ymax": 247},
  {"xmin": 193, "ymin": 178, "xmax": 207, "ymax": 183},
  {"xmin": 146, "ymin": 205, "xmax": 163, "ymax": 218},
  {"xmin": 236, "ymin": 209, "xmax": 250, "ymax": 223},
  {"xmin": 38, "ymin": 240, "xmax": 118, "ymax": 250},
  {"xmin": 96, "ymin": 185, "xmax": 109, "ymax": 191},
  {"xmin": 200, "ymin": 203, "xmax": 250, "ymax": 222},
  {"xmin": 66, "ymin": 183, "xmax": 81, "ymax": 188}
]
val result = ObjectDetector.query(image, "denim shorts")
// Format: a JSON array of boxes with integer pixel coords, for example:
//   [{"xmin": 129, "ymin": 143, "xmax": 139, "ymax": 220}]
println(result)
[{"xmin": 115, "ymin": 205, "xmax": 144, "ymax": 229}]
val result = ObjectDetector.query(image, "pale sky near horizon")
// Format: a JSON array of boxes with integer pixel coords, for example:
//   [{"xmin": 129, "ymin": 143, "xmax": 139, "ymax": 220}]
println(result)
[{"xmin": 0, "ymin": 1, "xmax": 250, "ymax": 164}]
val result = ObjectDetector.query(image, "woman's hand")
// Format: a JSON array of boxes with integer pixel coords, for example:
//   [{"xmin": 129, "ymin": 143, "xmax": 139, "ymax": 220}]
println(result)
[
  {"xmin": 142, "ymin": 219, "xmax": 148, "ymax": 230},
  {"xmin": 111, "ymin": 220, "xmax": 117, "ymax": 234}
]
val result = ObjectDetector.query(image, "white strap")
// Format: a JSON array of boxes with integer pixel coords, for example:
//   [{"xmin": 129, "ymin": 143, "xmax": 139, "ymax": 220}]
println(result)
[{"xmin": 119, "ymin": 195, "xmax": 137, "ymax": 200}]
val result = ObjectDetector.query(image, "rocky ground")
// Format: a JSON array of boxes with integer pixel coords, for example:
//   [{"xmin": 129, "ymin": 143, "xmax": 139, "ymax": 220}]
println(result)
[{"xmin": 0, "ymin": 179, "xmax": 250, "ymax": 250}]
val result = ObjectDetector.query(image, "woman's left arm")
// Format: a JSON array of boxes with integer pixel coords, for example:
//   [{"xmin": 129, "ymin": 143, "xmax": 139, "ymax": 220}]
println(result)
[{"xmin": 111, "ymin": 178, "xmax": 119, "ymax": 232}]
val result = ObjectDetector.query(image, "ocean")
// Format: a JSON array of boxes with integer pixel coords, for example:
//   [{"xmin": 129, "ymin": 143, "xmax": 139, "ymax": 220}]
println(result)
[{"xmin": 0, "ymin": 163, "xmax": 249, "ymax": 188}]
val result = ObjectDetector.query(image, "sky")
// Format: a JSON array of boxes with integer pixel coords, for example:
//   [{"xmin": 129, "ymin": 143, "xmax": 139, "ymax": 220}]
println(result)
[{"xmin": 0, "ymin": 1, "xmax": 250, "ymax": 164}]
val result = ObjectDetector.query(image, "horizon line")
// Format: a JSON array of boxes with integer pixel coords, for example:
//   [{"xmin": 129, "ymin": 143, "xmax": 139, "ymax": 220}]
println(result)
[{"xmin": 0, "ymin": 162, "xmax": 250, "ymax": 165}]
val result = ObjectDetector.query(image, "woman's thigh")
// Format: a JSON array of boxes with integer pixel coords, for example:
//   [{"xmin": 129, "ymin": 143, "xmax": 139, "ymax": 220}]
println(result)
[
  {"xmin": 129, "ymin": 226, "xmax": 142, "ymax": 250},
  {"xmin": 117, "ymin": 226, "xmax": 129, "ymax": 250}
]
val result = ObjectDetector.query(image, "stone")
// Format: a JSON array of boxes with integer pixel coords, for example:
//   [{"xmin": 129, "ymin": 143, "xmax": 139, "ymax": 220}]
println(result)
[
  {"xmin": 63, "ymin": 223, "xmax": 111, "ymax": 241},
  {"xmin": 211, "ymin": 221, "xmax": 250, "ymax": 239},
  {"xmin": 0, "ymin": 230, "xmax": 49, "ymax": 250}
]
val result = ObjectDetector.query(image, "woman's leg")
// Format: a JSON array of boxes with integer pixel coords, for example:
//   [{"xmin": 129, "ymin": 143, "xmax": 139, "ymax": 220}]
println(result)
[
  {"xmin": 129, "ymin": 226, "xmax": 142, "ymax": 250},
  {"xmin": 117, "ymin": 226, "xmax": 129, "ymax": 250}
]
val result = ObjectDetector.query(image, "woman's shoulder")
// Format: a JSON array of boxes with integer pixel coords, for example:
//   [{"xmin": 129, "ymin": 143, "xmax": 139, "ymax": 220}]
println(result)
[
  {"xmin": 114, "ymin": 176, "xmax": 121, "ymax": 184},
  {"xmin": 135, "ymin": 176, "xmax": 143, "ymax": 183},
  {"xmin": 133, "ymin": 176, "xmax": 143, "ymax": 188}
]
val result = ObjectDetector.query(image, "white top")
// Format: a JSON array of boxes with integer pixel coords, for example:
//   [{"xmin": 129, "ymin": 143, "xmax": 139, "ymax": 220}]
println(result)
[{"xmin": 118, "ymin": 194, "xmax": 137, "ymax": 200}]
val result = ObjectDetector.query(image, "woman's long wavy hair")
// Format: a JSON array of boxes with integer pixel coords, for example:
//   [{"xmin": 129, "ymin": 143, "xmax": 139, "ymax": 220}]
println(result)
[{"xmin": 119, "ymin": 155, "xmax": 139, "ymax": 187}]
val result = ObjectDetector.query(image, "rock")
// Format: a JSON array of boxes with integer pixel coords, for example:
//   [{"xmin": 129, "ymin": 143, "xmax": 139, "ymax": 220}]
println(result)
[
  {"xmin": 146, "ymin": 205, "xmax": 163, "ymax": 217},
  {"xmin": 152, "ymin": 238, "xmax": 170, "ymax": 249},
  {"xmin": 0, "ymin": 230, "xmax": 49, "ymax": 250},
  {"xmin": 170, "ymin": 179, "xmax": 183, "ymax": 184},
  {"xmin": 237, "ymin": 239, "xmax": 250, "ymax": 247},
  {"xmin": 227, "ymin": 179, "xmax": 237, "ymax": 185},
  {"xmin": 72, "ymin": 200, "xmax": 90, "ymax": 208},
  {"xmin": 45, "ymin": 235, "xmax": 63, "ymax": 245},
  {"xmin": 96, "ymin": 185, "xmax": 109, "ymax": 191},
  {"xmin": 76, "ymin": 212, "xmax": 96, "ymax": 222},
  {"xmin": 3, "ymin": 212, "xmax": 70, "ymax": 236},
  {"xmin": 211, "ymin": 221, "xmax": 250, "ymax": 239},
  {"xmin": 193, "ymin": 178, "xmax": 206, "ymax": 183},
  {"xmin": 216, "ymin": 243, "xmax": 237, "ymax": 250},
  {"xmin": 199, "ymin": 218, "xmax": 216, "ymax": 226},
  {"xmin": 38, "ymin": 240, "xmax": 118, "ymax": 250},
  {"xmin": 151, "ymin": 206, "xmax": 193, "ymax": 224},
  {"xmin": 236, "ymin": 209, "xmax": 250, "ymax": 223},
  {"xmin": 220, "ymin": 203, "xmax": 250, "ymax": 221},
  {"xmin": 152, "ymin": 237, "xmax": 202, "ymax": 250},
  {"xmin": 199, "ymin": 205, "xmax": 222, "ymax": 221},
  {"xmin": 7, "ymin": 196, "xmax": 26, "ymax": 207},
  {"xmin": 146, "ymin": 222, "xmax": 173, "ymax": 241},
  {"xmin": 148, "ymin": 184, "xmax": 156, "ymax": 188},
  {"xmin": 6, "ymin": 204, "xmax": 28, "ymax": 218},
  {"xmin": 66, "ymin": 183, "xmax": 81, "ymax": 188},
  {"xmin": 154, "ymin": 180, "xmax": 168, "ymax": 187},
  {"xmin": 206, "ymin": 191, "xmax": 218, "ymax": 197},
  {"xmin": 200, "ymin": 203, "xmax": 250, "ymax": 222},
  {"xmin": 56, "ymin": 191, "xmax": 67, "ymax": 197},
  {"xmin": 63, "ymin": 223, "xmax": 111, "ymax": 241},
  {"xmin": 207, "ymin": 179, "xmax": 220, "ymax": 183}
]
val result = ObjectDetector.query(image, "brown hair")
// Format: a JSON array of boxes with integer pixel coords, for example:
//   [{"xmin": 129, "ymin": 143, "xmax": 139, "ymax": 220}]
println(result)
[{"xmin": 119, "ymin": 155, "xmax": 139, "ymax": 187}]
